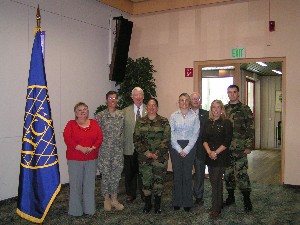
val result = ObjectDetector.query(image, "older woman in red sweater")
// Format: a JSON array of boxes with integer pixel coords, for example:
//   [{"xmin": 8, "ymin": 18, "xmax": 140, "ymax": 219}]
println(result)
[{"xmin": 63, "ymin": 102, "xmax": 103, "ymax": 216}]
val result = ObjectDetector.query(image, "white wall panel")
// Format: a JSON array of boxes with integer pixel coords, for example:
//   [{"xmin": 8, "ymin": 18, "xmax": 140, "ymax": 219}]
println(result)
[{"xmin": 0, "ymin": 0, "xmax": 126, "ymax": 200}]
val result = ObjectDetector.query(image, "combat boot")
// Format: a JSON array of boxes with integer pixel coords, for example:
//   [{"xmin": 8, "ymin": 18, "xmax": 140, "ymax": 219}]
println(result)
[
  {"xmin": 154, "ymin": 195, "xmax": 162, "ymax": 214},
  {"xmin": 111, "ymin": 194, "xmax": 124, "ymax": 211},
  {"xmin": 242, "ymin": 191, "xmax": 252, "ymax": 212},
  {"xmin": 224, "ymin": 189, "xmax": 235, "ymax": 206},
  {"xmin": 143, "ymin": 195, "xmax": 152, "ymax": 213},
  {"xmin": 103, "ymin": 194, "xmax": 111, "ymax": 211}
]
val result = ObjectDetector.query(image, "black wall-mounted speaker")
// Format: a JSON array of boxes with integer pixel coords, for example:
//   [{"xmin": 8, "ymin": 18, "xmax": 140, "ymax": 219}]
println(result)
[{"xmin": 109, "ymin": 17, "xmax": 133, "ymax": 82}]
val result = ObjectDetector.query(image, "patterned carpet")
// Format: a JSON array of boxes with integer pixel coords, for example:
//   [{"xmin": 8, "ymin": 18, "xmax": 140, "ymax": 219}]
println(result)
[{"xmin": 1, "ymin": 173, "xmax": 300, "ymax": 225}]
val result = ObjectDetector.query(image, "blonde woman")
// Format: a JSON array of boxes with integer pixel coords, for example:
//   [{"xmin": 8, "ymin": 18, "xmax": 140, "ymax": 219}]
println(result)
[
  {"xmin": 169, "ymin": 93, "xmax": 200, "ymax": 212},
  {"xmin": 202, "ymin": 100, "xmax": 233, "ymax": 219}
]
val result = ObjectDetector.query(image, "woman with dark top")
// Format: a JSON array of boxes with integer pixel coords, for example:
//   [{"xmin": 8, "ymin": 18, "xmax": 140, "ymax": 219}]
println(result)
[
  {"xmin": 169, "ymin": 93, "xmax": 200, "ymax": 212},
  {"xmin": 133, "ymin": 98, "xmax": 171, "ymax": 214},
  {"xmin": 63, "ymin": 102, "xmax": 103, "ymax": 216},
  {"xmin": 202, "ymin": 99, "xmax": 233, "ymax": 219}
]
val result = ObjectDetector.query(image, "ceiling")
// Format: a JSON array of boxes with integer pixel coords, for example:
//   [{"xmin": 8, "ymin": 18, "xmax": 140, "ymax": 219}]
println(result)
[
  {"xmin": 241, "ymin": 61, "xmax": 283, "ymax": 76},
  {"xmin": 98, "ymin": 0, "xmax": 236, "ymax": 15}
]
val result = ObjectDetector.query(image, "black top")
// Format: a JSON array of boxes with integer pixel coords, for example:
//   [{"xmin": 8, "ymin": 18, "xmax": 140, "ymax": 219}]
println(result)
[{"xmin": 202, "ymin": 118, "xmax": 233, "ymax": 167}]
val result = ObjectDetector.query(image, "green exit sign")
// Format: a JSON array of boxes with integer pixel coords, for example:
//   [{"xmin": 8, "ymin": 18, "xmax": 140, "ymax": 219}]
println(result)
[{"xmin": 231, "ymin": 48, "xmax": 246, "ymax": 58}]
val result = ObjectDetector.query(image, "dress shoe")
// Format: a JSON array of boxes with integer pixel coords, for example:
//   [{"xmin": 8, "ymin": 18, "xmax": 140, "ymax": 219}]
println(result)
[
  {"xmin": 154, "ymin": 208, "xmax": 162, "ymax": 214},
  {"xmin": 184, "ymin": 207, "xmax": 191, "ymax": 212},
  {"xmin": 194, "ymin": 198, "xmax": 204, "ymax": 206},
  {"xmin": 126, "ymin": 196, "xmax": 136, "ymax": 202},
  {"xmin": 143, "ymin": 207, "xmax": 152, "ymax": 214},
  {"xmin": 209, "ymin": 211, "xmax": 220, "ymax": 219},
  {"xmin": 173, "ymin": 206, "xmax": 180, "ymax": 210}
]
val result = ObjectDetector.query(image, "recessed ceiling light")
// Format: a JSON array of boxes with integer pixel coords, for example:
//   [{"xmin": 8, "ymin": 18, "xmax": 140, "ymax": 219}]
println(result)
[
  {"xmin": 202, "ymin": 66, "xmax": 235, "ymax": 71},
  {"xmin": 272, "ymin": 69, "xmax": 282, "ymax": 75},
  {"xmin": 256, "ymin": 62, "xmax": 267, "ymax": 67}
]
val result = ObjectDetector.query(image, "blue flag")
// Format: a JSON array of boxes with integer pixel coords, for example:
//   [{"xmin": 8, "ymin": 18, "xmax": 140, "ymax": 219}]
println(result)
[{"xmin": 16, "ymin": 31, "xmax": 61, "ymax": 223}]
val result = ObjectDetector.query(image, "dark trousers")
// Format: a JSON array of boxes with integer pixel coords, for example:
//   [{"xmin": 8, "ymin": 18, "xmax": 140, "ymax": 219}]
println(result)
[
  {"xmin": 208, "ymin": 166, "xmax": 226, "ymax": 212},
  {"xmin": 124, "ymin": 151, "xmax": 143, "ymax": 197},
  {"xmin": 193, "ymin": 157, "xmax": 206, "ymax": 199},
  {"xmin": 170, "ymin": 140, "xmax": 196, "ymax": 208}
]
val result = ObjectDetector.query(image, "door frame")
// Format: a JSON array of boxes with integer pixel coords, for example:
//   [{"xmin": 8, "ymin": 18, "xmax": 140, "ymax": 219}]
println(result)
[{"xmin": 193, "ymin": 57, "xmax": 286, "ymax": 184}]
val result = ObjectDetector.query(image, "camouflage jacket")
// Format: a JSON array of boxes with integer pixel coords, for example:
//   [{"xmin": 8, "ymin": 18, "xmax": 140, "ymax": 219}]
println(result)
[
  {"xmin": 95, "ymin": 109, "xmax": 124, "ymax": 150},
  {"xmin": 225, "ymin": 102, "xmax": 254, "ymax": 153},
  {"xmin": 133, "ymin": 114, "xmax": 171, "ymax": 163}
]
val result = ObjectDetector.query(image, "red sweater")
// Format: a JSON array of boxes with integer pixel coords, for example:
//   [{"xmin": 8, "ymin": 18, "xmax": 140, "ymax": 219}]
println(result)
[{"xmin": 63, "ymin": 119, "xmax": 103, "ymax": 161}]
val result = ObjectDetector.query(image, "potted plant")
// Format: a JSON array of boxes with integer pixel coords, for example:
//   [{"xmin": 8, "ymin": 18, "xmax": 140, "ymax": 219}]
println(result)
[{"xmin": 95, "ymin": 57, "xmax": 157, "ymax": 114}]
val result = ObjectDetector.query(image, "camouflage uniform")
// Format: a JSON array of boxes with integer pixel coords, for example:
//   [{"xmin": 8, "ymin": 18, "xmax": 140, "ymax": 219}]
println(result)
[
  {"xmin": 133, "ymin": 114, "xmax": 171, "ymax": 196},
  {"xmin": 224, "ymin": 102, "xmax": 254, "ymax": 191},
  {"xmin": 95, "ymin": 109, "xmax": 124, "ymax": 196}
]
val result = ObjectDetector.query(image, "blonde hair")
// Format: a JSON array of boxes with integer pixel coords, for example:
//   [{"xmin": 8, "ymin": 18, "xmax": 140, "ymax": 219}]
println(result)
[
  {"xmin": 74, "ymin": 102, "xmax": 89, "ymax": 119},
  {"xmin": 178, "ymin": 93, "xmax": 191, "ymax": 101},
  {"xmin": 208, "ymin": 100, "xmax": 226, "ymax": 120}
]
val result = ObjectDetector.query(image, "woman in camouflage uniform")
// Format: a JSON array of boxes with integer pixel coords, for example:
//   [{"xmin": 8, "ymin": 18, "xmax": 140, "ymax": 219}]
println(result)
[
  {"xmin": 133, "ymin": 98, "xmax": 171, "ymax": 214},
  {"xmin": 95, "ymin": 91, "xmax": 125, "ymax": 212}
]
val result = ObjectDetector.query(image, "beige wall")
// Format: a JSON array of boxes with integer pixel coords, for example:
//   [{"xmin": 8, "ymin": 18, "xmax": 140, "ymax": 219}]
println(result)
[{"xmin": 129, "ymin": 0, "xmax": 300, "ymax": 185}]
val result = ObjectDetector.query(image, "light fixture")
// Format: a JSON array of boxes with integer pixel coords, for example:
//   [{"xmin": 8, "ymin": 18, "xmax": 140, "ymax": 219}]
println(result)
[
  {"xmin": 256, "ymin": 62, "xmax": 267, "ymax": 67},
  {"xmin": 202, "ymin": 66, "xmax": 235, "ymax": 71},
  {"xmin": 272, "ymin": 69, "xmax": 282, "ymax": 75}
]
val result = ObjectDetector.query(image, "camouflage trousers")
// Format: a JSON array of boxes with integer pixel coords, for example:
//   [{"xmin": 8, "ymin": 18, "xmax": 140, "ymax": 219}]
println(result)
[
  {"xmin": 224, "ymin": 154, "xmax": 251, "ymax": 191},
  {"xmin": 139, "ymin": 160, "xmax": 168, "ymax": 196},
  {"xmin": 98, "ymin": 147, "xmax": 124, "ymax": 196}
]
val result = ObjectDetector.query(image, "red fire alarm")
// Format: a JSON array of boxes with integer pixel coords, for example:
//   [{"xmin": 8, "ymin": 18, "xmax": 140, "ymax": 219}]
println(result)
[
  {"xmin": 269, "ymin": 21, "xmax": 275, "ymax": 32},
  {"xmin": 185, "ymin": 68, "xmax": 193, "ymax": 77}
]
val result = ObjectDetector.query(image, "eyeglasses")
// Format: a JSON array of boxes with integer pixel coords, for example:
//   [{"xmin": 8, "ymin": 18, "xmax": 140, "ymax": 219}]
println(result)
[
  {"xmin": 191, "ymin": 98, "xmax": 201, "ymax": 101},
  {"xmin": 108, "ymin": 97, "xmax": 117, "ymax": 101},
  {"xmin": 147, "ymin": 103, "xmax": 157, "ymax": 107}
]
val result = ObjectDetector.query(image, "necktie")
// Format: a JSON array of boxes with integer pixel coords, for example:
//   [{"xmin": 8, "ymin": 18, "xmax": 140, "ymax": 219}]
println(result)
[{"xmin": 136, "ymin": 107, "xmax": 141, "ymax": 120}]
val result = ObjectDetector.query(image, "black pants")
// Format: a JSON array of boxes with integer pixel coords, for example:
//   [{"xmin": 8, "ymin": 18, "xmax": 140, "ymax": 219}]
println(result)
[
  {"xmin": 193, "ymin": 157, "xmax": 206, "ymax": 199},
  {"xmin": 124, "ymin": 151, "xmax": 143, "ymax": 197},
  {"xmin": 208, "ymin": 166, "xmax": 225, "ymax": 212}
]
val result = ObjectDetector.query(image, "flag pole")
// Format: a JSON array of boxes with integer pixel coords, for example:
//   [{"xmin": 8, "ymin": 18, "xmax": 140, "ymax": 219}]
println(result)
[{"xmin": 34, "ymin": 5, "xmax": 42, "ymax": 34}]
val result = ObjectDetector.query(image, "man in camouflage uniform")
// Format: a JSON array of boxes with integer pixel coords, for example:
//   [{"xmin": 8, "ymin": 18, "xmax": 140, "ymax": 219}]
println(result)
[
  {"xmin": 133, "ymin": 98, "xmax": 171, "ymax": 214},
  {"xmin": 224, "ymin": 84, "xmax": 254, "ymax": 212}
]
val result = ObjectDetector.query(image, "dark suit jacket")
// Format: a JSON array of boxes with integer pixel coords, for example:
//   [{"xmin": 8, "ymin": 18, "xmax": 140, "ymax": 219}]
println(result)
[{"xmin": 195, "ymin": 108, "xmax": 209, "ymax": 161}]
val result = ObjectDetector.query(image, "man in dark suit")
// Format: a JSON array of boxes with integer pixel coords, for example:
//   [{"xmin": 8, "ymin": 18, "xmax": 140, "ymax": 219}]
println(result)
[
  {"xmin": 190, "ymin": 92, "xmax": 209, "ymax": 206},
  {"xmin": 122, "ymin": 87, "xmax": 147, "ymax": 202}
]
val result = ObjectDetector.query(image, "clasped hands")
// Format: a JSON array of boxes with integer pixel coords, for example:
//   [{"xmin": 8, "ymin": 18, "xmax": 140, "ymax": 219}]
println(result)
[
  {"xmin": 76, "ymin": 145, "xmax": 96, "ymax": 154},
  {"xmin": 145, "ymin": 152, "xmax": 158, "ymax": 160},
  {"xmin": 208, "ymin": 151, "xmax": 218, "ymax": 160},
  {"xmin": 179, "ymin": 150, "xmax": 187, "ymax": 158}
]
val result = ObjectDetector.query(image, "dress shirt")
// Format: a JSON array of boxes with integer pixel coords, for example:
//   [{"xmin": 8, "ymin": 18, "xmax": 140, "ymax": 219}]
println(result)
[
  {"xmin": 192, "ymin": 108, "xmax": 199, "ymax": 116},
  {"xmin": 170, "ymin": 109, "xmax": 200, "ymax": 154},
  {"xmin": 134, "ymin": 104, "xmax": 144, "ymax": 121}
]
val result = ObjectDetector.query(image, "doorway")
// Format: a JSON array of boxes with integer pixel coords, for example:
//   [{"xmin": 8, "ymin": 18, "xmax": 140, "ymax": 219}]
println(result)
[
  {"xmin": 202, "ymin": 77, "xmax": 233, "ymax": 110},
  {"xmin": 193, "ymin": 57, "xmax": 285, "ymax": 184}
]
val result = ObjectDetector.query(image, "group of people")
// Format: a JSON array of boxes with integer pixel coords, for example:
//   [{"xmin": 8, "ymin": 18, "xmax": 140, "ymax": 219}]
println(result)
[{"xmin": 63, "ymin": 84, "xmax": 254, "ymax": 219}]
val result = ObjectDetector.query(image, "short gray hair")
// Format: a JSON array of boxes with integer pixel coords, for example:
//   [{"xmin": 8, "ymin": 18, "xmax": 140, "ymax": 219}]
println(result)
[{"xmin": 131, "ymin": 87, "xmax": 144, "ymax": 96}]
